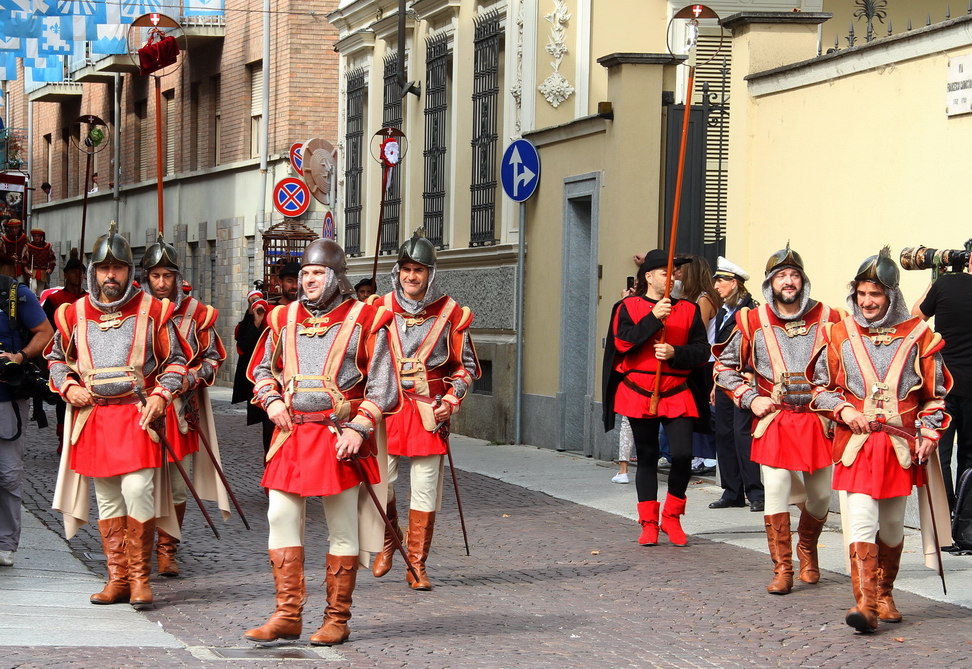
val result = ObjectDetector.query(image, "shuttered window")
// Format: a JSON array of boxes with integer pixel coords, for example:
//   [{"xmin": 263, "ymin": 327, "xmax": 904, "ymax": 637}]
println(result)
[
  {"xmin": 250, "ymin": 62, "xmax": 263, "ymax": 158},
  {"xmin": 693, "ymin": 30, "xmax": 731, "ymax": 257},
  {"xmin": 165, "ymin": 90, "xmax": 175, "ymax": 176}
]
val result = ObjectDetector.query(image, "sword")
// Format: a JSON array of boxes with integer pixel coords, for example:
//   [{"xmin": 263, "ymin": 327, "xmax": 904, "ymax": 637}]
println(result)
[
  {"xmin": 194, "ymin": 422, "xmax": 251, "ymax": 531},
  {"xmin": 328, "ymin": 413, "xmax": 419, "ymax": 583},
  {"xmin": 434, "ymin": 395, "xmax": 470, "ymax": 556},
  {"xmin": 917, "ymin": 456, "xmax": 947, "ymax": 594},
  {"xmin": 135, "ymin": 386, "xmax": 221, "ymax": 540}
]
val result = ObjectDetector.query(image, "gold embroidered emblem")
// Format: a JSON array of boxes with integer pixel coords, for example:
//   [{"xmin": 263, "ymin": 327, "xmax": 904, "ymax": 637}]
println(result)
[
  {"xmin": 403, "ymin": 311, "xmax": 429, "ymax": 328},
  {"xmin": 866, "ymin": 327, "xmax": 896, "ymax": 346},
  {"xmin": 97, "ymin": 311, "xmax": 124, "ymax": 330},
  {"xmin": 783, "ymin": 320, "xmax": 808, "ymax": 337},
  {"xmin": 298, "ymin": 317, "xmax": 330, "ymax": 337}
]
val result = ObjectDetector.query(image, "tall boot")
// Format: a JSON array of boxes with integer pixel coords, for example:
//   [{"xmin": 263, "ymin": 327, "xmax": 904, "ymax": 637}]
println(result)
[
  {"xmin": 126, "ymin": 517, "xmax": 156, "ymax": 611},
  {"xmin": 845, "ymin": 541, "xmax": 879, "ymax": 632},
  {"xmin": 157, "ymin": 502, "xmax": 187, "ymax": 577},
  {"xmin": 764, "ymin": 512, "xmax": 794, "ymax": 595},
  {"xmin": 405, "ymin": 510, "xmax": 435, "ymax": 590},
  {"xmin": 372, "ymin": 497, "xmax": 402, "ymax": 578},
  {"xmin": 309, "ymin": 554, "xmax": 358, "ymax": 646},
  {"xmin": 795, "ymin": 509, "xmax": 827, "ymax": 584},
  {"xmin": 660, "ymin": 492, "xmax": 688, "ymax": 547},
  {"xmin": 876, "ymin": 537, "xmax": 904, "ymax": 623},
  {"xmin": 244, "ymin": 547, "xmax": 306, "ymax": 642},
  {"xmin": 90, "ymin": 517, "xmax": 130, "ymax": 605},
  {"xmin": 636, "ymin": 500, "xmax": 660, "ymax": 546}
]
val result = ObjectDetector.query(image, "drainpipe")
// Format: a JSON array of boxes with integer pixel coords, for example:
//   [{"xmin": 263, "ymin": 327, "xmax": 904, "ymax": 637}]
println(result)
[
  {"xmin": 257, "ymin": 0, "xmax": 271, "ymax": 231},
  {"xmin": 26, "ymin": 98, "xmax": 33, "ymax": 227},
  {"xmin": 114, "ymin": 73, "xmax": 122, "ymax": 224}
]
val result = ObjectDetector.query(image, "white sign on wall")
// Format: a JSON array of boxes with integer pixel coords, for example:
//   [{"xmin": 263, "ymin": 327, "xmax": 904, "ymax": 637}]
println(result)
[{"xmin": 946, "ymin": 54, "xmax": 972, "ymax": 116}]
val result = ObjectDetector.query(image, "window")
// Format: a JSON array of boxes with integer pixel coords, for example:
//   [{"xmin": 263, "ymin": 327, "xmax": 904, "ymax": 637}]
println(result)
[
  {"xmin": 44, "ymin": 134, "xmax": 53, "ymax": 199},
  {"xmin": 164, "ymin": 89, "xmax": 175, "ymax": 176},
  {"xmin": 134, "ymin": 99, "xmax": 148, "ymax": 182},
  {"xmin": 249, "ymin": 62, "xmax": 263, "ymax": 159},
  {"xmin": 344, "ymin": 68, "xmax": 366, "ymax": 256},
  {"xmin": 380, "ymin": 52, "xmax": 403, "ymax": 253},
  {"xmin": 423, "ymin": 34, "xmax": 451, "ymax": 249},
  {"xmin": 189, "ymin": 82, "xmax": 199, "ymax": 172},
  {"xmin": 212, "ymin": 74, "xmax": 221, "ymax": 166},
  {"xmin": 470, "ymin": 11, "xmax": 502, "ymax": 246}
]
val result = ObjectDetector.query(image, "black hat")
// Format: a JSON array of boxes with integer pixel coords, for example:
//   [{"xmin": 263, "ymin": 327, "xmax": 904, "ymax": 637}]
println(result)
[
  {"xmin": 64, "ymin": 248, "xmax": 85, "ymax": 272},
  {"xmin": 638, "ymin": 249, "xmax": 692, "ymax": 276},
  {"xmin": 279, "ymin": 261, "xmax": 301, "ymax": 278},
  {"xmin": 354, "ymin": 278, "xmax": 375, "ymax": 291}
]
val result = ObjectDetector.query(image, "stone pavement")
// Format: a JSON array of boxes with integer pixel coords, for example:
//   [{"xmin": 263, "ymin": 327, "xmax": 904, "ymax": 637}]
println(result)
[{"xmin": 0, "ymin": 387, "xmax": 970, "ymax": 668}]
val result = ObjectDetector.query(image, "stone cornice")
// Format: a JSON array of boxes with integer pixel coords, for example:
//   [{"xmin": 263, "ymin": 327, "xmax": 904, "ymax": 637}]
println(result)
[
  {"xmin": 412, "ymin": 0, "xmax": 461, "ymax": 25},
  {"xmin": 372, "ymin": 10, "xmax": 418, "ymax": 43},
  {"xmin": 334, "ymin": 29, "xmax": 376, "ymax": 56},
  {"xmin": 720, "ymin": 11, "xmax": 833, "ymax": 32},
  {"xmin": 524, "ymin": 114, "xmax": 608, "ymax": 148},
  {"xmin": 597, "ymin": 53, "xmax": 685, "ymax": 68}
]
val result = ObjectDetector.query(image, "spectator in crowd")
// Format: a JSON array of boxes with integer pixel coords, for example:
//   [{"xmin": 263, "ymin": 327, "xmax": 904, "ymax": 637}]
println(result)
[
  {"xmin": 355, "ymin": 278, "xmax": 376, "ymax": 301},
  {"xmin": 40, "ymin": 183, "xmax": 52, "ymax": 202},
  {"xmin": 88, "ymin": 173, "xmax": 99, "ymax": 194}
]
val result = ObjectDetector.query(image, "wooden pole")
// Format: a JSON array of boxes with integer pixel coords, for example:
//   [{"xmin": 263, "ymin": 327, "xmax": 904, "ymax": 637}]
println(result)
[
  {"xmin": 371, "ymin": 165, "xmax": 389, "ymax": 286},
  {"xmin": 155, "ymin": 75, "xmax": 165, "ymax": 236},
  {"xmin": 79, "ymin": 151, "xmax": 92, "ymax": 260},
  {"xmin": 650, "ymin": 65, "xmax": 696, "ymax": 415}
]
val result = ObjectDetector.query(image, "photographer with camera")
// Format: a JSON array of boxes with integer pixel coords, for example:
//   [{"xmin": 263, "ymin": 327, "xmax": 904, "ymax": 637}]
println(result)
[
  {"xmin": 0, "ymin": 269, "xmax": 54, "ymax": 567},
  {"xmin": 906, "ymin": 242, "xmax": 972, "ymax": 510}
]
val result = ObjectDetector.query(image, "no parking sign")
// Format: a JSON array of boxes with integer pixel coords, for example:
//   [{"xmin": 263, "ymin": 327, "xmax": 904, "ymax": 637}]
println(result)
[{"xmin": 273, "ymin": 178, "xmax": 311, "ymax": 218}]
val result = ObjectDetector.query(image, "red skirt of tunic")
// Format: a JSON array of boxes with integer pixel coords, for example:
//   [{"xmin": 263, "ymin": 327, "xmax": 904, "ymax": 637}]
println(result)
[
  {"xmin": 386, "ymin": 400, "xmax": 447, "ymax": 457},
  {"xmin": 164, "ymin": 408, "xmax": 199, "ymax": 462},
  {"xmin": 833, "ymin": 432, "xmax": 919, "ymax": 499},
  {"xmin": 261, "ymin": 422, "xmax": 380, "ymax": 497},
  {"xmin": 71, "ymin": 404, "xmax": 163, "ymax": 477},
  {"xmin": 751, "ymin": 410, "xmax": 832, "ymax": 473},
  {"xmin": 615, "ymin": 386, "xmax": 698, "ymax": 421}
]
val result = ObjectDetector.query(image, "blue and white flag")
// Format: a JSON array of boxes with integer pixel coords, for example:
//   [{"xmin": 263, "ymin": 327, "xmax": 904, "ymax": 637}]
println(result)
[
  {"xmin": 183, "ymin": 0, "xmax": 222, "ymax": 16},
  {"xmin": 91, "ymin": 23, "xmax": 127, "ymax": 55},
  {"xmin": 44, "ymin": 0, "xmax": 105, "ymax": 18},
  {"xmin": 119, "ymin": 0, "xmax": 162, "ymax": 22},
  {"xmin": 0, "ymin": 37, "xmax": 24, "ymax": 55},
  {"xmin": 38, "ymin": 14, "xmax": 75, "ymax": 54},
  {"xmin": 0, "ymin": 52, "xmax": 17, "ymax": 81},
  {"xmin": 1, "ymin": 10, "xmax": 42, "ymax": 38},
  {"xmin": 24, "ymin": 53, "xmax": 63, "ymax": 83},
  {"xmin": 0, "ymin": 0, "xmax": 33, "ymax": 11}
]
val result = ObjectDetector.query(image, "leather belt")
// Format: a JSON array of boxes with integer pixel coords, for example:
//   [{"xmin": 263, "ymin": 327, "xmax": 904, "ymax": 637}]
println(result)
[
  {"xmin": 771, "ymin": 403, "xmax": 812, "ymax": 414},
  {"xmin": 621, "ymin": 379, "xmax": 688, "ymax": 400},
  {"xmin": 868, "ymin": 421, "xmax": 917, "ymax": 441},
  {"xmin": 291, "ymin": 412, "xmax": 336, "ymax": 425},
  {"xmin": 93, "ymin": 397, "xmax": 142, "ymax": 406}
]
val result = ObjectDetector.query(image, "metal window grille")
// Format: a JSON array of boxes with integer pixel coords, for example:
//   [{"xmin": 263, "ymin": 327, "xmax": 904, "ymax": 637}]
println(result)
[
  {"xmin": 344, "ymin": 68, "xmax": 366, "ymax": 256},
  {"xmin": 469, "ymin": 11, "xmax": 501, "ymax": 247},
  {"xmin": 695, "ymin": 31, "xmax": 731, "ymax": 263},
  {"xmin": 381, "ymin": 53, "xmax": 403, "ymax": 253},
  {"xmin": 473, "ymin": 359, "xmax": 493, "ymax": 395},
  {"xmin": 423, "ymin": 34, "xmax": 451, "ymax": 249}
]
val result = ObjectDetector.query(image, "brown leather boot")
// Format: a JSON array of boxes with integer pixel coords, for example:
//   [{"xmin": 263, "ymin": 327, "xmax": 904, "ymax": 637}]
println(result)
[
  {"xmin": 126, "ymin": 517, "xmax": 156, "ymax": 610},
  {"xmin": 157, "ymin": 502, "xmax": 186, "ymax": 577},
  {"xmin": 876, "ymin": 537, "xmax": 904, "ymax": 623},
  {"xmin": 796, "ymin": 509, "xmax": 827, "ymax": 584},
  {"xmin": 90, "ymin": 516, "xmax": 130, "ymax": 605},
  {"xmin": 244, "ymin": 547, "xmax": 306, "ymax": 642},
  {"xmin": 846, "ymin": 541, "xmax": 879, "ymax": 632},
  {"xmin": 405, "ymin": 510, "xmax": 435, "ymax": 590},
  {"xmin": 765, "ymin": 512, "xmax": 793, "ymax": 595},
  {"xmin": 372, "ymin": 496, "xmax": 402, "ymax": 578},
  {"xmin": 309, "ymin": 554, "xmax": 358, "ymax": 646}
]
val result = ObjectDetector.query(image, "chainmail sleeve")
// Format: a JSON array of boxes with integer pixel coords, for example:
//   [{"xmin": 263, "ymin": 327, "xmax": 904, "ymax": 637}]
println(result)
[
  {"xmin": 451, "ymin": 331, "xmax": 478, "ymax": 399},
  {"xmin": 154, "ymin": 321, "xmax": 188, "ymax": 399},
  {"xmin": 809, "ymin": 346, "xmax": 845, "ymax": 413},
  {"xmin": 714, "ymin": 329, "xmax": 759, "ymax": 410},
  {"xmin": 919, "ymin": 353, "xmax": 949, "ymax": 432},
  {"xmin": 192, "ymin": 326, "xmax": 224, "ymax": 387},
  {"xmin": 46, "ymin": 330, "xmax": 77, "ymax": 393},
  {"xmin": 365, "ymin": 328, "xmax": 398, "ymax": 414},
  {"xmin": 251, "ymin": 329, "xmax": 283, "ymax": 409}
]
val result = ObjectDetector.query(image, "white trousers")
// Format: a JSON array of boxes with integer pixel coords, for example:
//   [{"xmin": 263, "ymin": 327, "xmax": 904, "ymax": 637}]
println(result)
[
  {"xmin": 845, "ymin": 493, "xmax": 907, "ymax": 546},
  {"xmin": 167, "ymin": 456, "xmax": 190, "ymax": 505},
  {"xmin": 386, "ymin": 454, "xmax": 442, "ymax": 512},
  {"xmin": 267, "ymin": 486, "xmax": 360, "ymax": 556},
  {"xmin": 761, "ymin": 464, "xmax": 832, "ymax": 519},
  {"xmin": 94, "ymin": 467, "xmax": 156, "ymax": 522}
]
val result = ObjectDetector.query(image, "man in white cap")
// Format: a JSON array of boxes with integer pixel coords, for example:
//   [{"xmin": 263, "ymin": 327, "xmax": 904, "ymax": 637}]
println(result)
[
  {"xmin": 714, "ymin": 244, "xmax": 840, "ymax": 596},
  {"xmin": 709, "ymin": 257, "xmax": 764, "ymax": 512}
]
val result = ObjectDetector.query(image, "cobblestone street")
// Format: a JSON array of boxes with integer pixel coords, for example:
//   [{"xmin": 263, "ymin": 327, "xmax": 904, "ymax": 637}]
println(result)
[{"xmin": 4, "ymin": 397, "xmax": 972, "ymax": 669}]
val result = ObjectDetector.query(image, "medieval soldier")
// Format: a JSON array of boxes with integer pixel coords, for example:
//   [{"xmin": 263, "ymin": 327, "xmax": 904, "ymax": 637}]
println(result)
[
  {"xmin": 141, "ymin": 234, "xmax": 229, "ymax": 577},
  {"xmin": 0, "ymin": 219, "xmax": 27, "ymax": 278},
  {"xmin": 46, "ymin": 222, "xmax": 188, "ymax": 611},
  {"xmin": 369, "ymin": 229, "xmax": 479, "ymax": 590},
  {"xmin": 811, "ymin": 248, "xmax": 951, "ymax": 633},
  {"xmin": 245, "ymin": 239, "xmax": 398, "ymax": 646},
  {"xmin": 602, "ymin": 249, "xmax": 710, "ymax": 548},
  {"xmin": 714, "ymin": 244, "xmax": 840, "ymax": 595},
  {"xmin": 21, "ymin": 228, "xmax": 56, "ymax": 295}
]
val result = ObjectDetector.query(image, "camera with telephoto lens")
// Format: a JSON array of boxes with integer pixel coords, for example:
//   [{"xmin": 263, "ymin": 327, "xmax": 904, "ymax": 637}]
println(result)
[
  {"xmin": 0, "ymin": 343, "xmax": 58, "ymax": 405},
  {"xmin": 900, "ymin": 240, "xmax": 972, "ymax": 274}
]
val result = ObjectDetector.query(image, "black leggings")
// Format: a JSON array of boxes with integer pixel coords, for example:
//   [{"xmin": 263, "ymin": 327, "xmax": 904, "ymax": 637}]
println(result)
[{"xmin": 629, "ymin": 416, "xmax": 695, "ymax": 502}]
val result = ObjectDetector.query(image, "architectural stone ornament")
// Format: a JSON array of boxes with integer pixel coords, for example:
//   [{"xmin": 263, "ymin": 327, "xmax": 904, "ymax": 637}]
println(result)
[
  {"xmin": 511, "ymin": 0, "xmax": 524, "ymax": 137},
  {"xmin": 539, "ymin": 0, "xmax": 574, "ymax": 108}
]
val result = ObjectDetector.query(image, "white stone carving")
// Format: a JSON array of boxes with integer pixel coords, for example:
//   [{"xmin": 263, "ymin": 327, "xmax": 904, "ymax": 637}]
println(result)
[
  {"xmin": 510, "ymin": 0, "xmax": 524, "ymax": 137},
  {"xmin": 539, "ymin": 0, "xmax": 574, "ymax": 108}
]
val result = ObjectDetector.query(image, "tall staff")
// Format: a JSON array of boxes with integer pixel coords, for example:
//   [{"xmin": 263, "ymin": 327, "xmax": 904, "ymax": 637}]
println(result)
[
  {"xmin": 370, "ymin": 128, "xmax": 407, "ymax": 286},
  {"xmin": 651, "ymin": 4, "xmax": 723, "ymax": 413}
]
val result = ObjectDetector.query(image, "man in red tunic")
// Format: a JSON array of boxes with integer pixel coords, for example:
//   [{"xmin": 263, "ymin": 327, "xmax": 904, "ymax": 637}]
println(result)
[
  {"xmin": 46, "ymin": 222, "xmax": 188, "ymax": 611},
  {"xmin": 0, "ymin": 219, "xmax": 27, "ymax": 278},
  {"xmin": 21, "ymin": 228, "xmax": 56, "ymax": 295},
  {"xmin": 812, "ymin": 248, "xmax": 951, "ymax": 633},
  {"xmin": 369, "ymin": 229, "xmax": 479, "ymax": 590},
  {"xmin": 714, "ymin": 244, "xmax": 840, "ymax": 595},
  {"xmin": 245, "ymin": 239, "xmax": 397, "ymax": 646},
  {"xmin": 141, "ymin": 234, "xmax": 228, "ymax": 577},
  {"xmin": 602, "ymin": 249, "xmax": 710, "ymax": 547}
]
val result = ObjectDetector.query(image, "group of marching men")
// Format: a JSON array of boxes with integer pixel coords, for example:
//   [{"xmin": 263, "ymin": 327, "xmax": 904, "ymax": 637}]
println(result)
[
  {"xmin": 603, "ymin": 244, "xmax": 951, "ymax": 634},
  {"xmin": 43, "ymin": 221, "xmax": 479, "ymax": 646}
]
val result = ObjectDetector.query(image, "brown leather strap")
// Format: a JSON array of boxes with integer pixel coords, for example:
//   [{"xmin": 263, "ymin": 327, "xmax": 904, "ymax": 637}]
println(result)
[
  {"xmin": 770, "ymin": 403, "xmax": 812, "ymax": 414},
  {"xmin": 868, "ymin": 421, "xmax": 916, "ymax": 442},
  {"xmin": 404, "ymin": 391, "xmax": 440, "ymax": 406},
  {"xmin": 622, "ymin": 378, "xmax": 687, "ymax": 399},
  {"xmin": 93, "ymin": 397, "xmax": 142, "ymax": 406}
]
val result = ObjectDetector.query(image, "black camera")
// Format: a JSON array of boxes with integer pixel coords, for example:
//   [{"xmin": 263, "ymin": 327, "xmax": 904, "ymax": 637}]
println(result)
[
  {"xmin": 900, "ymin": 241, "xmax": 972, "ymax": 274},
  {"xmin": 0, "ymin": 343, "xmax": 57, "ymax": 405}
]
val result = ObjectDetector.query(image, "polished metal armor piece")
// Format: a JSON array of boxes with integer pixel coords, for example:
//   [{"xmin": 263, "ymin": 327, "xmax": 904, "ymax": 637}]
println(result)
[
  {"xmin": 141, "ymin": 233, "xmax": 180, "ymax": 271},
  {"xmin": 91, "ymin": 221, "xmax": 134, "ymax": 267},
  {"xmin": 855, "ymin": 246, "xmax": 900, "ymax": 290},
  {"xmin": 398, "ymin": 228, "xmax": 437, "ymax": 267},
  {"xmin": 302, "ymin": 239, "xmax": 354, "ymax": 296},
  {"xmin": 764, "ymin": 242, "xmax": 804, "ymax": 277}
]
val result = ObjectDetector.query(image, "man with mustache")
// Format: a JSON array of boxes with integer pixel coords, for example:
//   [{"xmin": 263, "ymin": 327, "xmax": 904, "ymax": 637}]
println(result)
[
  {"xmin": 46, "ymin": 222, "xmax": 188, "ymax": 611},
  {"xmin": 714, "ymin": 244, "xmax": 840, "ymax": 595},
  {"xmin": 245, "ymin": 239, "xmax": 397, "ymax": 646},
  {"xmin": 811, "ymin": 248, "xmax": 951, "ymax": 632},
  {"xmin": 141, "ymin": 234, "xmax": 228, "ymax": 577},
  {"xmin": 369, "ymin": 229, "xmax": 479, "ymax": 590}
]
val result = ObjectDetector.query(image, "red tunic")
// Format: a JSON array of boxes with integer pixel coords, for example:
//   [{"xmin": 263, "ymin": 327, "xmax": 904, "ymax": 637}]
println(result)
[
  {"xmin": 611, "ymin": 296, "xmax": 700, "ymax": 420},
  {"xmin": 381, "ymin": 293, "xmax": 479, "ymax": 457},
  {"xmin": 249, "ymin": 299, "xmax": 390, "ymax": 496},
  {"xmin": 21, "ymin": 240, "xmax": 56, "ymax": 280},
  {"xmin": 820, "ymin": 315, "xmax": 951, "ymax": 499}
]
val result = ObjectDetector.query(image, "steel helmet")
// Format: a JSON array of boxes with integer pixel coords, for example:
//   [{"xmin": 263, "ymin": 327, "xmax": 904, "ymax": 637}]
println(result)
[
  {"xmin": 398, "ymin": 228, "xmax": 436, "ymax": 267},
  {"xmin": 141, "ymin": 232, "xmax": 179, "ymax": 271},
  {"xmin": 301, "ymin": 238, "xmax": 354, "ymax": 296},
  {"xmin": 91, "ymin": 221, "xmax": 134, "ymax": 267}
]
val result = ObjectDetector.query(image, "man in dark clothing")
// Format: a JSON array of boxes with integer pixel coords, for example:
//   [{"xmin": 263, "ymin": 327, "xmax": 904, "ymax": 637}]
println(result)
[{"xmin": 913, "ymin": 260, "xmax": 972, "ymax": 509}]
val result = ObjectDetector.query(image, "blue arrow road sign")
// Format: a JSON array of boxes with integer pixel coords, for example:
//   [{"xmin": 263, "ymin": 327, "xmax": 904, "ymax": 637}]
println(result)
[{"xmin": 501, "ymin": 139, "xmax": 540, "ymax": 202}]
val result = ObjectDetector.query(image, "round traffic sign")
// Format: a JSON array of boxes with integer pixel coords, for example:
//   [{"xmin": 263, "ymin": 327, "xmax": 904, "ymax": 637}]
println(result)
[
  {"xmin": 273, "ymin": 178, "xmax": 311, "ymax": 218},
  {"xmin": 501, "ymin": 139, "xmax": 541, "ymax": 202},
  {"xmin": 322, "ymin": 211, "xmax": 335, "ymax": 240},
  {"xmin": 289, "ymin": 143, "xmax": 304, "ymax": 176}
]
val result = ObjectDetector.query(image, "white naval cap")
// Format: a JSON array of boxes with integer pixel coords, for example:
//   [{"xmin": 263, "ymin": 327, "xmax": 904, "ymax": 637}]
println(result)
[{"xmin": 714, "ymin": 256, "xmax": 750, "ymax": 283}]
